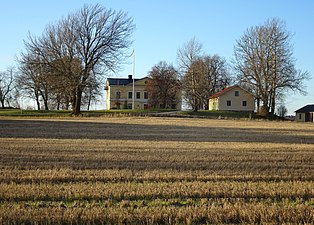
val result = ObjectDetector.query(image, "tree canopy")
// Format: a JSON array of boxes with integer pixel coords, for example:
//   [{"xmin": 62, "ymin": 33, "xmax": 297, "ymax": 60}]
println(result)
[
  {"xmin": 177, "ymin": 38, "xmax": 230, "ymax": 111},
  {"xmin": 146, "ymin": 61, "xmax": 181, "ymax": 109},
  {"xmin": 21, "ymin": 4, "xmax": 135, "ymax": 114},
  {"xmin": 234, "ymin": 18, "xmax": 310, "ymax": 116}
]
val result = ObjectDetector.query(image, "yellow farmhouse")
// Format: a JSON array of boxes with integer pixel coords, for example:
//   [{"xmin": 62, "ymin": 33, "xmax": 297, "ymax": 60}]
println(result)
[
  {"xmin": 295, "ymin": 104, "xmax": 314, "ymax": 122},
  {"xmin": 105, "ymin": 75, "xmax": 150, "ymax": 110},
  {"xmin": 208, "ymin": 85, "xmax": 255, "ymax": 111}
]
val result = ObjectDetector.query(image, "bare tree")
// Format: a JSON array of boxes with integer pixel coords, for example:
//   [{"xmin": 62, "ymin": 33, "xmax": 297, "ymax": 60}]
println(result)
[
  {"xmin": 276, "ymin": 104, "xmax": 288, "ymax": 118},
  {"xmin": 177, "ymin": 38, "xmax": 203, "ymax": 111},
  {"xmin": 146, "ymin": 61, "xmax": 181, "ymax": 109},
  {"xmin": 0, "ymin": 68, "xmax": 15, "ymax": 109},
  {"xmin": 177, "ymin": 38, "xmax": 230, "ymax": 110},
  {"xmin": 234, "ymin": 18, "xmax": 310, "ymax": 117},
  {"xmin": 22, "ymin": 4, "xmax": 135, "ymax": 115},
  {"xmin": 182, "ymin": 59, "xmax": 207, "ymax": 111},
  {"xmin": 18, "ymin": 54, "xmax": 53, "ymax": 110},
  {"xmin": 202, "ymin": 55, "xmax": 231, "ymax": 109},
  {"xmin": 82, "ymin": 74, "xmax": 101, "ymax": 110}
]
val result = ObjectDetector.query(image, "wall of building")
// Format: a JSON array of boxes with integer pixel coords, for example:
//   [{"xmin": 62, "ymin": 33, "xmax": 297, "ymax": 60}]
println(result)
[
  {"xmin": 208, "ymin": 98, "xmax": 219, "ymax": 110},
  {"xmin": 106, "ymin": 78, "xmax": 149, "ymax": 110},
  {"xmin": 217, "ymin": 87, "xmax": 255, "ymax": 111},
  {"xmin": 295, "ymin": 112, "xmax": 305, "ymax": 122},
  {"xmin": 295, "ymin": 112, "xmax": 314, "ymax": 122},
  {"xmin": 106, "ymin": 77, "xmax": 182, "ymax": 110}
]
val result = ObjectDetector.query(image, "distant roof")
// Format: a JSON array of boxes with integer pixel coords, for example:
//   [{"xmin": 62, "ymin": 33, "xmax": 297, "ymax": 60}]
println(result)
[
  {"xmin": 107, "ymin": 76, "xmax": 148, "ymax": 85},
  {"xmin": 208, "ymin": 85, "xmax": 253, "ymax": 99},
  {"xmin": 295, "ymin": 104, "xmax": 314, "ymax": 113}
]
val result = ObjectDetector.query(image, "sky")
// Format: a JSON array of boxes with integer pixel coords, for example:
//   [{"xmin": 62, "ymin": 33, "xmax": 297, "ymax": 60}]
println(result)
[{"xmin": 0, "ymin": 0, "xmax": 313, "ymax": 114}]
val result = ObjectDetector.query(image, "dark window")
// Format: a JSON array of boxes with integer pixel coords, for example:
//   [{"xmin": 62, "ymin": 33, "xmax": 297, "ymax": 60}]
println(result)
[
  {"xmin": 136, "ymin": 91, "xmax": 141, "ymax": 99},
  {"xmin": 242, "ymin": 101, "xmax": 247, "ymax": 107},
  {"xmin": 128, "ymin": 91, "xmax": 133, "ymax": 99},
  {"xmin": 235, "ymin": 91, "xmax": 239, "ymax": 96},
  {"xmin": 127, "ymin": 103, "xmax": 132, "ymax": 109},
  {"xmin": 299, "ymin": 113, "xmax": 302, "ymax": 120},
  {"xmin": 144, "ymin": 91, "xmax": 148, "ymax": 99},
  {"xmin": 116, "ymin": 91, "xmax": 121, "ymax": 99},
  {"xmin": 227, "ymin": 100, "xmax": 231, "ymax": 106}
]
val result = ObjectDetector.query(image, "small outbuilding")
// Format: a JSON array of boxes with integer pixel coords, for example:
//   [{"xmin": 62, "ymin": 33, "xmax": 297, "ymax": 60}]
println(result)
[
  {"xmin": 295, "ymin": 104, "xmax": 314, "ymax": 122},
  {"xmin": 208, "ymin": 85, "xmax": 255, "ymax": 112}
]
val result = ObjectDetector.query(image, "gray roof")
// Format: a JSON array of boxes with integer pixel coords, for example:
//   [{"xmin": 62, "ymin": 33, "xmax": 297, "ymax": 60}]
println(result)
[
  {"xmin": 107, "ymin": 78, "xmax": 139, "ymax": 85},
  {"xmin": 107, "ymin": 76, "xmax": 148, "ymax": 86},
  {"xmin": 295, "ymin": 104, "xmax": 314, "ymax": 113}
]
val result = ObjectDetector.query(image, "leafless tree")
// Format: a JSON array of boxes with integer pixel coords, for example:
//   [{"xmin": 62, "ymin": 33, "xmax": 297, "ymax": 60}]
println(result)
[
  {"xmin": 276, "ymin": 104, "xmax": 288, "ymax": 118},
  {"xmin": 146, "ymin": 61, "xmax": 181, "ymax": 109},
  {"xmin": 182, "ymin": 59, "xmax": 207, "ymax": 111},
  {"xmin": 0, "ymin": 68, "xmax": 15, "ymax": 109},
  {"xmin": 202, "ymin": 55, "xmax": 231, "ymax": 109},
  {"xmin": 18, "ymin": 54, "xmax": 53, "ymax": 110},
  {"xmin": 22, "ymin": 4, "xmax": 135, "ymax": 115},
  {"xmin": 234, "ymin": 18, "xmax": 310, "ymax": 117},
  {"xmin": 82, "ymin": 74, "xmax": 101, "ymax": 110},
  {"xmin": 177, "ymin": 38, "xmax": 230, "ymax": 111},
  {"xmin": 177, "ymin": 38, "xmax": 203, "ymax": 111}
]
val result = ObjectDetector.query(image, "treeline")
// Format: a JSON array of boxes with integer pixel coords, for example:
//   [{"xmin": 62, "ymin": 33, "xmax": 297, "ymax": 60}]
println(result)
[
  {"xmin": 0, "ymin": 3, "xmax": 310, "ymax": 116},
  {"xmin": 145, "ymin": 18, "xmax": 309, "ymax": 117},
  {"xmin": 1, "ymin": 4, "xmax": 134, "ymax": 115}
]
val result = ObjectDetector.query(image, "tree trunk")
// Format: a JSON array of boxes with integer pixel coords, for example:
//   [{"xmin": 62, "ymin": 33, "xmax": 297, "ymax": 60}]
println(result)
[
  {"xmin": 44, "ymin": 100, "xmax": 49, "ymax": 110},
  {"xmin": 36, "ymin": 99, "xmax": 41, "ymax": 110},
  {"xmin": 270, "ymin": 95, "xmax": 276, "ymax": 117},
  {"xmin": 0, "ymin": 99, "xmax": 4, "ymax": 109},
  {"xmin": 39, "ymin": 90, "xmax": 49, "ymax": 110},
  {"xmin": 87, "ymin": 94, "xmax": 92, "ymax": 111},
  {"xmin": 35, "ymin": 90, "xmax": 41, "ymax": 110},
  {"xmin": 71, "ymin": 93, "xmax": 77, "ymax": 114},
  {"xmin": 73, "ymin": 87, "xmax": 82, "ymax": 115}
]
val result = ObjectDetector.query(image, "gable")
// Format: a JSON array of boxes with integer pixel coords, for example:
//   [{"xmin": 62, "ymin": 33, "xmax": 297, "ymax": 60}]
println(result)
[
  {"xmin": 209, "ymin": 86, "xmax": 254, "ymax": 99},
  {"xmin": 208, "ymin": 86, "xmax": 235, "ymax": 99},
  {"xmin": 218, "ymin": 86, "xmax": 254, "ymax": 101}
]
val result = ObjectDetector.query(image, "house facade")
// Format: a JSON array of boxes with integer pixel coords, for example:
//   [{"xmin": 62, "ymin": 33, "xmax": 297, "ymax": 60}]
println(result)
[
  {"xmin": 208, "ymin": 85, "xmax": 255, "ymax": 111},
  {"xmin": 295, "ymin": 104, "xmax": 314, "ymax": 122},
  {"xmin": 105, "ymin": 75, "xmax": 150, "ymax": 110}
]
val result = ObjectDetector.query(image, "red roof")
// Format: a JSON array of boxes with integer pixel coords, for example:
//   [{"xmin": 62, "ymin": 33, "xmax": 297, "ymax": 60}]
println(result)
[{"xmin": 208, "ymin": 86, "xmax": 238, "ymax": 99}]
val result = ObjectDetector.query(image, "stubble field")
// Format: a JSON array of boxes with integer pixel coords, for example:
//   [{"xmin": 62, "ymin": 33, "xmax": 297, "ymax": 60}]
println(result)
[{"xmin": 0, "ymin": 117, "xmax": 313, "ymax": 224}]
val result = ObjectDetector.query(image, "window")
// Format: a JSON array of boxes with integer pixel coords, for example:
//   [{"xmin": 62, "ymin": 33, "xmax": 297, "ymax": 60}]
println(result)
[
  {"xmin": 127, "ymin": 103, "xmax": 132, "ymax": 109},
  {"xmin": 227, "ymin": 100, "xmax": 231, "ymax": 106},
  {"xmin": 128, "ymin": 91, "xmax": 133, "ymax": 99},
  {"xmin": 235, "ymin": 91, "xmax": 239, "ymax": 96},
  {"xmin": 242, "ymin": 101, "xmax": 247, "ymax": 107},
  {"xmin": 144, "ymin": 91, "xmax": 148, "ymax": 99},
  {"xmin": 116, "ymin": 91, "xmax": 121, "ymax": 99},
  {"xmin": 299, "ymin": 113, "xmax": 302, "ymax": 120},
  {"xmin": 136, "ymin": 91, "xmax": 141, "ymax": 99}
]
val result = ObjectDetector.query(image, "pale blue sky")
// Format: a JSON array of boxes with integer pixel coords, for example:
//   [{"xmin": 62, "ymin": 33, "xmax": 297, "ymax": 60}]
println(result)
[{"xmin": 0, "ymin": 0, "xmax": 313, "ymax": 113}]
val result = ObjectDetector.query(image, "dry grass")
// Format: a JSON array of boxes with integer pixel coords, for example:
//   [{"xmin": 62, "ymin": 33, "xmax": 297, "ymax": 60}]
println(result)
[{"xmin": 0, "ymin": 117, "xmax": 313, "ymax": 224}]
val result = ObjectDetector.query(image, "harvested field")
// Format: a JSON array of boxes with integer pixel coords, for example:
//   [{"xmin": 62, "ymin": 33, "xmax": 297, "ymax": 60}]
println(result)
[{"xmin": 0, "ymin": 117, "xmax": 313, "ymax": 224}]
